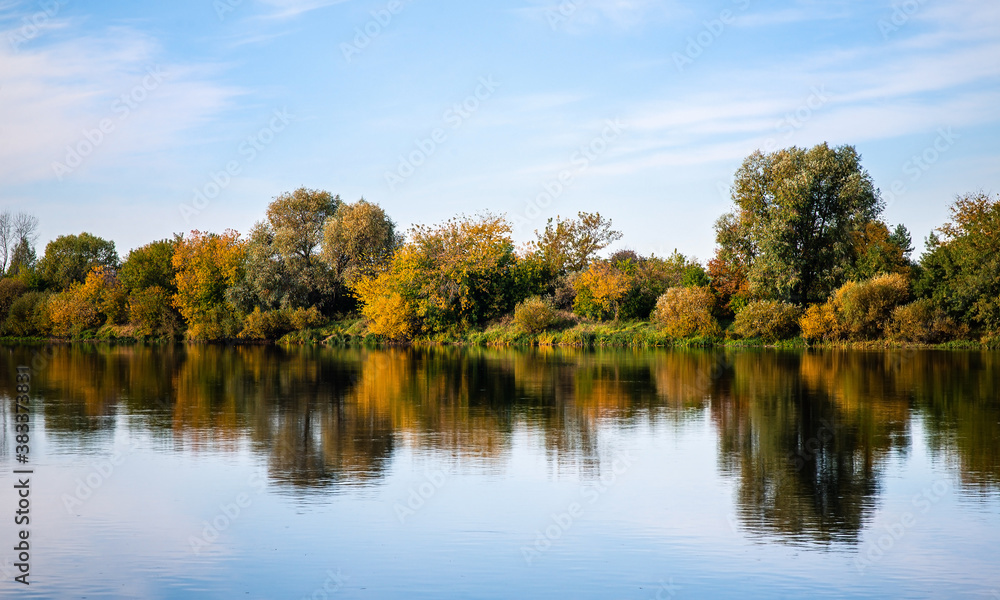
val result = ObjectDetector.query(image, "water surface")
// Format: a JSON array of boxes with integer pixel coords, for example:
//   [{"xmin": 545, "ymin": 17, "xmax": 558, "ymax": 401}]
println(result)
[{"xmin": 2, "ymin": 345, "xmax": 999, "ymax": 599}]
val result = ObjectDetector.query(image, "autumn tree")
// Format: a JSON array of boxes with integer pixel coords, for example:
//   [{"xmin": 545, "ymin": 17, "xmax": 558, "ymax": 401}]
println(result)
[
  {"xmin": 322, "ymin": 199, "xmax": 401, "ymax": 287},
  {"xmin": 172, "ymin": 230, "xmax": 246, "ymax": 340},
  {"xmin": 353, "ymin": 214, "xmax": 520, "ymax": 336},
  {"xmin": 715, "ymin": 143, "xmax": 884, "ymax": 305},
  {"xmin": 573, "ymin": 250, "xmax": 705, "ymax": 321},
  {"xmin": 532, "ymin": 211, "xmax": 623, "ymax": 274},
  {"xmin": 847, "ymin": 222, "xmax": 913, "ymax": 281},
  {"xmin": 38, "ymin": 232, "xmax": 118, "ymax": 290}
]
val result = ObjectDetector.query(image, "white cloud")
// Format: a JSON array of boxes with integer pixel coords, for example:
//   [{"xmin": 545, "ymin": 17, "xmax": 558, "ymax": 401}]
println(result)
[{"xmin": 0, "ymin": 24, "xmax": 241, "ymax": 184}]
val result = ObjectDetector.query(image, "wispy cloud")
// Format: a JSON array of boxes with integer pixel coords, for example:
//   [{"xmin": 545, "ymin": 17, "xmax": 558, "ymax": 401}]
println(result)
[
  {"xmin": 254, "ymin": 0, "xmax": 350, "ymax": 20},
  {"xmin": 0, "ymin": 22, "xmax": 241, "ymax": 183},
  {"xmin": 515, "ymin": 0, "xmax": 683, "ymax": 33}
]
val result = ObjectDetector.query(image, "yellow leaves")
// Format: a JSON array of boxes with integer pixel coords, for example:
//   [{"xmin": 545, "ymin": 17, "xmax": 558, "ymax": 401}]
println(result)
[
  {"xmin": 800, "ymin": 273, "xmax": 909, "ymax": 341},
  {"xmin": 172, "ymin": 230, "xmax": 246, "ymax": 340},
  {"xmin": 800, "ymin": 301, "xmax": 840, "ymax": 341},
  {"xmin": 355, "ymin": 272, "xmax": 413, "ymax": 340},
  {"xmin": 573, "ymin": 261, "xmax": 631, "ymax": 321},
  {"xmin": 48, "ymin": 265, "xmax": 127, "ymax": 337},
  {"xmin": 651, "ymin": 286, "xmax": 720, "ymax": 338},
  {"xmin": 351, "ymin": 214, "xmax": 517, "ymax": 336}
]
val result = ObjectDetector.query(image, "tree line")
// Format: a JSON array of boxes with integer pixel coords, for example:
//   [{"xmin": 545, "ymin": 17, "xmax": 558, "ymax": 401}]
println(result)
[{"xmin": 1, "ymin": 142, "xmax": 997, "ymax": 345}]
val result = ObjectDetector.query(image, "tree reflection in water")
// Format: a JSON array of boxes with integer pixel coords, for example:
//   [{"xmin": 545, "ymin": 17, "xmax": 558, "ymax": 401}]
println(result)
[{"xmin": 2, "ymin": 344, "xmax": 997, "ymax": 544}]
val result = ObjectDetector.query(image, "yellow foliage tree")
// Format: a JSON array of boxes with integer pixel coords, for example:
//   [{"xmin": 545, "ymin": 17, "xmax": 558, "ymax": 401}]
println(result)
[
  {"xmin": 572, "ymin": 261, "xmax": 631, "ymax": 321},
  {"xmin": 172, "ymin": 230, "xmax": 246, "ymax": 340}
]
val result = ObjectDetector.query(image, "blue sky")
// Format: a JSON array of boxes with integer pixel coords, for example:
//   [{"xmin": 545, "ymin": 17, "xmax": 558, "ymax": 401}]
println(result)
[{"xmin": 1, "ymin": 0, "xmax": 998, "ymax": 262}]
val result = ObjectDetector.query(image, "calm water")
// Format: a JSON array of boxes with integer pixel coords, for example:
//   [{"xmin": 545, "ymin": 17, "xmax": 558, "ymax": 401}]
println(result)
[{"xmin": 2, "ymin": 345, "xmax": 999, "ymax": 599}]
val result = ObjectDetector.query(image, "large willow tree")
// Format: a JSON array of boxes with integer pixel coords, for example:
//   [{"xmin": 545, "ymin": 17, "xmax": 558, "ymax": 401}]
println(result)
[{"xmin": 715, "ymin": 143, "xmax": 885, "ymax": 305}]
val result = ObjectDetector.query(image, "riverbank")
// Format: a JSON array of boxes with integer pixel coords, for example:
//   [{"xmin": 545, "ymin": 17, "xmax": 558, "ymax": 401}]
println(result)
[{"xmin": 3, "ymin": 317, "xmax": 997, "ymax": 350}]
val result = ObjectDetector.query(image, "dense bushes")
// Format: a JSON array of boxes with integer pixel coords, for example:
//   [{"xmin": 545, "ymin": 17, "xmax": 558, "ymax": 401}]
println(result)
[
  {"xmin": 0, "ymin": 278, "xmax": 27, "ymax": 325},
  {"xmin": 572, "ymin": 251, "xmax": 705, "ymax": 322},
  {"xmin": 800, "ymin": 301, "xmax": 840, "ymax": 341},
  {"xmin": 835, "ymin": 273, "xmax": 910, "ymax": 339},
  {"xmin": 800, "ymin": 273, "xmax": 910, "ymax": 341},
  {"xmin": 732, "ymin": 300, "xmax": 801, "ymax": 342},
  {"xmin": 885, "ymin": 299, "xmax": 967, "ymax": 343},
  {"xmin": 2, "ymin": 291, "xmax": 51, "ymax": 337},
  {"xmin": 651, "ymin": 287, "xmax": 720, "ymax": 338},
  {"xmin": 513, "ymin": 296, "xmax": 559, "ymax": 333}
]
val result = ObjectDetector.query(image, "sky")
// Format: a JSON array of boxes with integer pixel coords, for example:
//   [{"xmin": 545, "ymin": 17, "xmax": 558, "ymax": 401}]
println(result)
[{"xmin": 1, "ymin": 0, "xmax": 998, "ymax": 262}]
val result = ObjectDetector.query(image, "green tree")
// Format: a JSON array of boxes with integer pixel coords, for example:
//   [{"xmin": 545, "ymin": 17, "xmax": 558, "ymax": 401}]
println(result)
[
  {"xmin": 915, "ymin": 191, "xmax": 1000, "ymax": 332},
  {"xmin": 38, "ymin": 232, "xmax": 118, "ymax": 290},
  {"xmin": 266, "ymin": 188, "xmax": 340, "ymax": 264},
  {"xmin": 717, "ymin": 143, "xmax": 883, "ymax": 304},
  {"xmin": 532, "ymin": 211, "xmax": 623, "ymax": 274},
  {"xmin": 847, "ymin": 222, "xmax": 913, "ymax": 281},
  {"xmin": 119, "ymin": 238, "xmax": 178, "ymax": 293},
  {"xmin": 322, "ymin": 199, "xmax": 401, "ymax": 287},
  {"xmin": 257, "ymin": 188, "xmax": 341, "ymax": 311}
]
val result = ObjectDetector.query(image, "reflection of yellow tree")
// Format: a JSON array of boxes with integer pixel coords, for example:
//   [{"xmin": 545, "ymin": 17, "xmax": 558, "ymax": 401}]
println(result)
[{"xmin": 8, "ymin": 343, "xmax": 999, "ymax": 516}]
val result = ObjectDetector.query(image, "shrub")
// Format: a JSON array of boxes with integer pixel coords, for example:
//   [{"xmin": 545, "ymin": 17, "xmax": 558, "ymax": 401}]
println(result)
[
  {"xmin": 0, "ymin": 278, "xmax": 28, "ymax": 325},
  {"xmin": 48, "ymin": 287, "xmax": 101, "ymax": 337},
  {"xmin": 799, "ymin": 301, "xmax": 840, "ymax": 341},
  {"xmin": 239, "ymin": 308, "xmax": 293, "ymax": 340},
  {"xmin": 885, "ymin": 299, "xmax": 968, "ymax": 343},
  {"xmin": 651, "ymin": 287, "xmax": 720, "ymax": 338},
  {"xmin": 513, "ymin": 296, "xmax": 558, "ymax": 333},
  {"xmin": 2, "ymin": 291, "xmax": 51, "ymax": 337},
  {"xmin": 289, "ymin": 306, "xmax": 324, "ymax": 330},
  {"xmin": 731, "ymin": 300, "xmax": 801, "ymax": 342},
  {"xmin": 128, "ymin": 286, "xmax": 179, "ymax": 337},
  {"xmin": 836, "ymin": 273, "xmax": 910, "ymax": 339}
]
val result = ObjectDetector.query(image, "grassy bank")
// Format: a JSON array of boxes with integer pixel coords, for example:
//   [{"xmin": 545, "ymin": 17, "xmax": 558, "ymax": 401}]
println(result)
[{"xmin": 3, "ymin": 317, "xmax": 998, "ymax": 350}]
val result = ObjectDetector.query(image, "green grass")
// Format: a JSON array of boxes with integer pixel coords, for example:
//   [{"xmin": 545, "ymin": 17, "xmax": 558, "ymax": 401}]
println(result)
[{"xmin": 4, "ymin": 316, "xmax": 997, "ymax": 351}]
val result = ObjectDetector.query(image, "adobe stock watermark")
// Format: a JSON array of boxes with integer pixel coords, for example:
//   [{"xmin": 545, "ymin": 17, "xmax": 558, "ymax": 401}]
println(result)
[
  {"xmin": 341, "ymin": 0, "xmax": 413, "ymax": 62},
  {"xmin": 51, "ymin": 66, "xmax": 166, "ymax": 180},
  {"xmin": 179, "ymin": 108, "xmax": 293, "ymax": 222},
  {"xmin": 188, "ymin": 470, "xmax": 267, "ymax": 555},
  {"xmin": 672, "ymin": 0, "xmax": 751, "ymax": 72},
  {"xmin": 393, "ymin": 470, "xmax": 447, "ymax": 524},
  {"xmin": 878, "ymin": 0, "xmax": 928, "ymax": 40},
  {"xmin": 545, "ymin": 0, "xmax": 585, "ymax": 31},
  {"xmin": 60, "ymin": 442, "xmax": 141, "ymax": 513},
  {"xmin": 383, "ymin": 76, "xmax": 500, "ymax": 192},
  {"xmin": 7, "ymin": 0, "xmax": 66, "ymax": 52},
  {"xmin": 652, "ymin": 578, "xmax": 681, "ymax": 599},
  {"xmin": 512, "ymin": 118, "xmax": 626, "ymax": 232},
  {"xmin": 761, "ymin": 86, "xmax": 833, "ymax": 152},
  {"xmin": 883, "ymin": 127, "xmax": 959, "ymax": 209},
  {"xmin": 213, "ymin": 0, "xmax": 244, "ymax": 21},
  {"xmin": 300, "ymin": 568, "xmax": 350, "ymax": 600},
  {"xmin": 520, "ymin": 449, "xmax": 634, "ymax": 565},
  {"xmin": 854, "ymin": 478, "xmax": 952, "ymax": 574}
]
